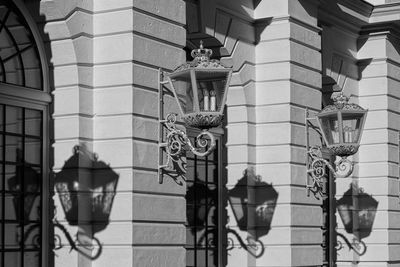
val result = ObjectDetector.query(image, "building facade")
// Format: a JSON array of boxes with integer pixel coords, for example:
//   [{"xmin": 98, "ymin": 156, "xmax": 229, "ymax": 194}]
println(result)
[{"xmin": 1, "ymin": 0, "xmax": 400, "ymax": 266}]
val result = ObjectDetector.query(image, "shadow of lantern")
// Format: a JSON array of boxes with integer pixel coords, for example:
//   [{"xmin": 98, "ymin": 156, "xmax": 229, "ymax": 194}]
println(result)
[
  {"xmin": 227, "ymin": 168, "xmax": 278, "ymax": 257},
  {"xmin": 336, "ymin": 183, "xmax": 378, "ymax": 255},
  {"xmin": 8, "ymin": 158, "xmax": 40, "ymax": 226},
  {"xmin": 186, "ymin": 181, "xmax": 217, "ymax": 234},
  {"xmin": 55, "ymin": 145, "xmax": 119, "ymax": 237}
]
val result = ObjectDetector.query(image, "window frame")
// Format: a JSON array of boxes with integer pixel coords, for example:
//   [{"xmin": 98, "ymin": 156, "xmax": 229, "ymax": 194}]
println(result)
[{"xmin": 186, "ymin": 127, "xmax": 226, "ymax": 267}]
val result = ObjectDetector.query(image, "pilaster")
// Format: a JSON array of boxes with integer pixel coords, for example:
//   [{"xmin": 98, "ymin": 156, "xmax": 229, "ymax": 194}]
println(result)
[{"xmin": 252, "ymin": 0, "xmax": 323, "ymax": 266}]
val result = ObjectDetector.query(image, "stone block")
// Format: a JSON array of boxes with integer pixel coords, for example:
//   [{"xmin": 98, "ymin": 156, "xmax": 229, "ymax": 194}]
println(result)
[
  {"xmin": 227, "ymin": 144, "xmax": 255, "ymax": 164},
  {"xmin": 66, "ymin": 10, "xmax": 93, "ymax": 37},
  {"xmin": 54, "ymin": 116, "xmax": 93, "ymax": 140},
  {"xmin": 256, "ymin": 145, "xmax": 306, "ymax": 165},
  {"xmin": 52, "ymin": 86, "xmax": 80, "ymax": 115},
  {"xmin": 132, "ymin": 223, "xmax": 185, "ymax": 245},
  {"xmin": 290, "ymin": 21, "xmax": 321, "ymax": 50},
  {"xmin": 290, "ymin": 41, "xmax": 321, "ymax": 71},
  {"xmin": 93, "ymin": 62, "xmax": 133, "ymax": 87},
  {"xmin": 94, "ymin": 139, "xmax": 133, "ymax": 168},
  {"xmin": 358, "ymin": 143, "xmax": 398, "ymax": 163},
  {"xmin": 133, "ymin": 140, "xmax": 158, "ymax": 169},
  {"xmin": 132, "ymin": 116, "xmax": 158, "ymax": 141},
  {"xmin": 49, "ymin": 39, "xmax": 78, "ymax": 66},
  {"xmin": 226, "ymin": 106, "xmax": 248, "ymax": 123},
  {"xmin": 94, "ymin": 115, "xmax": 133, "ymax": 139},
  {"xmin": 94, "ymin": 33, "xmax": 133, "ymax": 63},
  {"xmin": 255, "ymin": 80, "xmax": 321, "ymax": 109},
  {"xmin": 108, "ymin": 192, "xmax": 133, "ymax": 221},
  {"xmin": 133, "ymin": 63, "xmax": 159, "ymax": 89},
  {"xmin": 358, "ymin": 162, "xmax": 398, "ymax": 178},
  {"xmin": 132, "ymin": 194, "xmax": 185, "ymax": 222},
  {"xmin": 132, "ymin": 169, "xmax": 186, "ymax": 195},
  {"xmin": 52, "ymin": 65, "xmax": 79, "ymax": 88},
  {"xmin": 93, "ymin": 0, "xmax": 132, "ymax": 12},
  {"xmin": 94, "ymin": 9, "xmax": 133, "ymax": 35},
  {"xmin": 133, "ymin": 10, "xmax": 185, "ymax": 46},
  {"xmin": 133, "ymin": 35, "xmax": 185, "ymax": 70},
  {"xmin": 358, "ymin": 37, "xmax": 387, "ymax": 60},
  {"xmin": 92, "ymin": 246, "xmax": 133, "ymax": 267},
  {"xmin": 133, "ymin": 0, "xmax": 185, "ymax": 24},
  {"xmin": 95, "ymin": 222, "xmax": 132, "ymax": 245},
  {"xmin": 132, "ymin": 247, "xmax": 185, "ymax": 267},
  {"xmin": 94, "ymin": 86, "xmax": 133, "ymax": 115}
]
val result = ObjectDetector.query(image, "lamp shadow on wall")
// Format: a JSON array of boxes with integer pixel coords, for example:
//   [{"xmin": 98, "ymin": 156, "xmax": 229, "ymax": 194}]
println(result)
[
  {"xmin": 335, "ymin": 183, "xmax": 378, "ymax": 257},
  {"xmin": 52, "ymin": 145, "xmax": 119, "ymax": 260},
  {"xmin": 227, "ymin": 168, "xmax": 278, "ymax": 259}
]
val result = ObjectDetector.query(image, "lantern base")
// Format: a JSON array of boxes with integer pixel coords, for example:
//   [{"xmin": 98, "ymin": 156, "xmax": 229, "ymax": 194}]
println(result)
[
  {"xmin": 327, "ymin": 144, "xmax": 359, "ymax": 157},
  {"xmin": 183, "ymin": 112, "xmax": 223, "ymax": 129}
]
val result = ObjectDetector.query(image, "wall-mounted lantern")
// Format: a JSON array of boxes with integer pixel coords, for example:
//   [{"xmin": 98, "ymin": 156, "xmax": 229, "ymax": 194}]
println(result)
[
  {"xmin": 158, "ymin": 41, "xmax": 232, "ymax": 183},
  {"xmin": 305, "ymin": 93, "xmax": 368, "ymax": 196},
  {"xmin": 55, "ymin": 145, "xmax": 119, "ymax": 234}
]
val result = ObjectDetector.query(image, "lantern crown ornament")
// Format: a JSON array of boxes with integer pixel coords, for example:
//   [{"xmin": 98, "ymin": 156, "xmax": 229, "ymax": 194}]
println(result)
[
  {"xmin": 305, "ymin": 93, "xmax": 368, "ymax": 197},
  {"xmin": 158, "ymin": 41, "xmax": 232, "ymax": 183}
]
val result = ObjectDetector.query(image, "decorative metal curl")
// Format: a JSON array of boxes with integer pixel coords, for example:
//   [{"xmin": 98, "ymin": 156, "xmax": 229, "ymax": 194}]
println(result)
[
  {"xmin": 336, "ymin": 232, "xmax": 367, "ymax": 256},
  {"xmin": 226, "ymin": 228, "xmax": 265, "ymax": 258},
  {"xmin": 159, "ymin": 113, "xmax": 216, "ymax": 183},
  {"xmin": 307, "ymin": 146, "xmax": 354, "ymax": 198}
]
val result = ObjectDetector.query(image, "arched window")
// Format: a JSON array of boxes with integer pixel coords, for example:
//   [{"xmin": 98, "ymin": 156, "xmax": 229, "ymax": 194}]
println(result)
[{"xmin": 0, "ymin": 1, "xmax": 50, "ymax": 267}]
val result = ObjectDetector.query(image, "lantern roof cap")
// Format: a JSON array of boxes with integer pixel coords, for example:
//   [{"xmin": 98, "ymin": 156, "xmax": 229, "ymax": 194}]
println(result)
[
  {"xmin": 320, "ymin": 93, "xmax": 366, "ymax": 114},
  {"xmin": 173, "ymin": 40, "xmax": 230, "ymax": 73}
]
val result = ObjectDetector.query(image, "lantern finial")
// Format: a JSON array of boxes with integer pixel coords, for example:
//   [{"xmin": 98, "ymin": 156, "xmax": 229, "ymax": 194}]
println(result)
[
  {"xmin": 191, "ymin": 40, "xmax": 213, "ymax": 61},
  {"xmin": 333, "ymin": 93, "xmax": 349, "ymax": 109}
]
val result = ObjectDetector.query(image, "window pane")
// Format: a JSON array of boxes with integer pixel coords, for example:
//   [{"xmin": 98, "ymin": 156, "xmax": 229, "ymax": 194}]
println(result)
[
  {"xmin": 4, "ymin": 223, "xmax": 20, "ymax": 248},
  {"xmin": 5, "ymin": 136, "xmax": 23, "ymax": 162},
  {"xmin": 25, "ymin": 138, "xmax": 41, "ymax": 165},
  {"xmin": 4, "ymin": 252, "xmax": 21, "ymax": 267},
  {"xmin": 25, "ymin": 109, "xmax": 41, "ymax": 137},
  {"xmin": 5, "ymin": 106, "xmax": 23, "ymax": 134},
  {"xmin": 24, "ymin": 251, "xmax": 40, "ymax": 266}
]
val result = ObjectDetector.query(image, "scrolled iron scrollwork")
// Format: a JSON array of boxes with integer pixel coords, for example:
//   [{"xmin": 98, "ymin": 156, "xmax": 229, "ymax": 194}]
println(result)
[
  {"xmin": 306, "ymin": 146, "xmax": 354, "ymax": 197},
  {"xmin": 160, "ymin": 113, "xmax": 216, "ymax": 175}
]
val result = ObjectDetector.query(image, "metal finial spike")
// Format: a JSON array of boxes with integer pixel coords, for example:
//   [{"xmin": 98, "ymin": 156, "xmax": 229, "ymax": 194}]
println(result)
[{"xmin": 199, "ymin": 40, "xmax": 204, "ymax": 49}]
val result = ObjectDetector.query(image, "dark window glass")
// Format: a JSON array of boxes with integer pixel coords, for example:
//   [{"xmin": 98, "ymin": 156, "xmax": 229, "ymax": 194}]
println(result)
[
  {"xmin": 1, "ymin": 104, "xmax": 42, "ymax": 267},
  {"xmin": 186, "ymin": 135, "xmax": 221, "ymax": 267}
]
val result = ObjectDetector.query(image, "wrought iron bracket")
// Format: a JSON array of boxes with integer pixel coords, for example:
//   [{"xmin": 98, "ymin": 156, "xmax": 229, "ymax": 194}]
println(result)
[
  {"xmin": 226, "ymin": 228, "xmax": 265, "ymax": 258},
  {"xmin": 336, "ymin": 231, "xmax": 366, "ymax": 256},
  {"xmin": 305, "ymin": 109, "xmax": 354, "ymax": 197},
  {"xmin": 158, "ymin": 69, "xmax": 216, "ymax": 184}
]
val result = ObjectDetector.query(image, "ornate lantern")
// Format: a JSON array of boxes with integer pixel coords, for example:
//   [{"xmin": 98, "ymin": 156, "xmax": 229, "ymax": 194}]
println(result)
[
  {"xmin": 316, "ymin": 93, "xmax": 367, "ymax": 157},
  {"xmin": 337, "ymin": 184, "xmax": 378, "ymax": 240},
  {"xmin": 55, "ymin": 146, "xmax": 119, "ymax": 234},
  {"xmin": 158, "ymin": 42, "xmax": 232, "ymax": 183},
  {"xmin": 8, "ymin": 163, "xmax": 40, "ymax": 225},
  {"xmin": 167, "ymin": 41, "xmax": 232, "ymax": 130},
  {"xmin": 228, "ymin": 169, "xmax": 278, "ymax": 241}
]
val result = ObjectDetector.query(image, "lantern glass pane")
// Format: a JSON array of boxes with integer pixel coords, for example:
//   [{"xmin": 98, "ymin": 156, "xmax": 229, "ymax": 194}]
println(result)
[
  {"xmin": 195, "ymin": 71, "xmax": 228, "ymax": 112},
  {"xmin": 319, "ymin": 113, "xmax": 340, "ymax": 145},
  {"xmin": 170, "ymin": 71, "xmax": 194, "ymax": 114},
  {"xmin": 229, "ymin": 195, "xmax": 245, "ymax": 223},
  {"xmin": 342, "ymin": 113, "xmax": 363, "ymax": 143}
]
